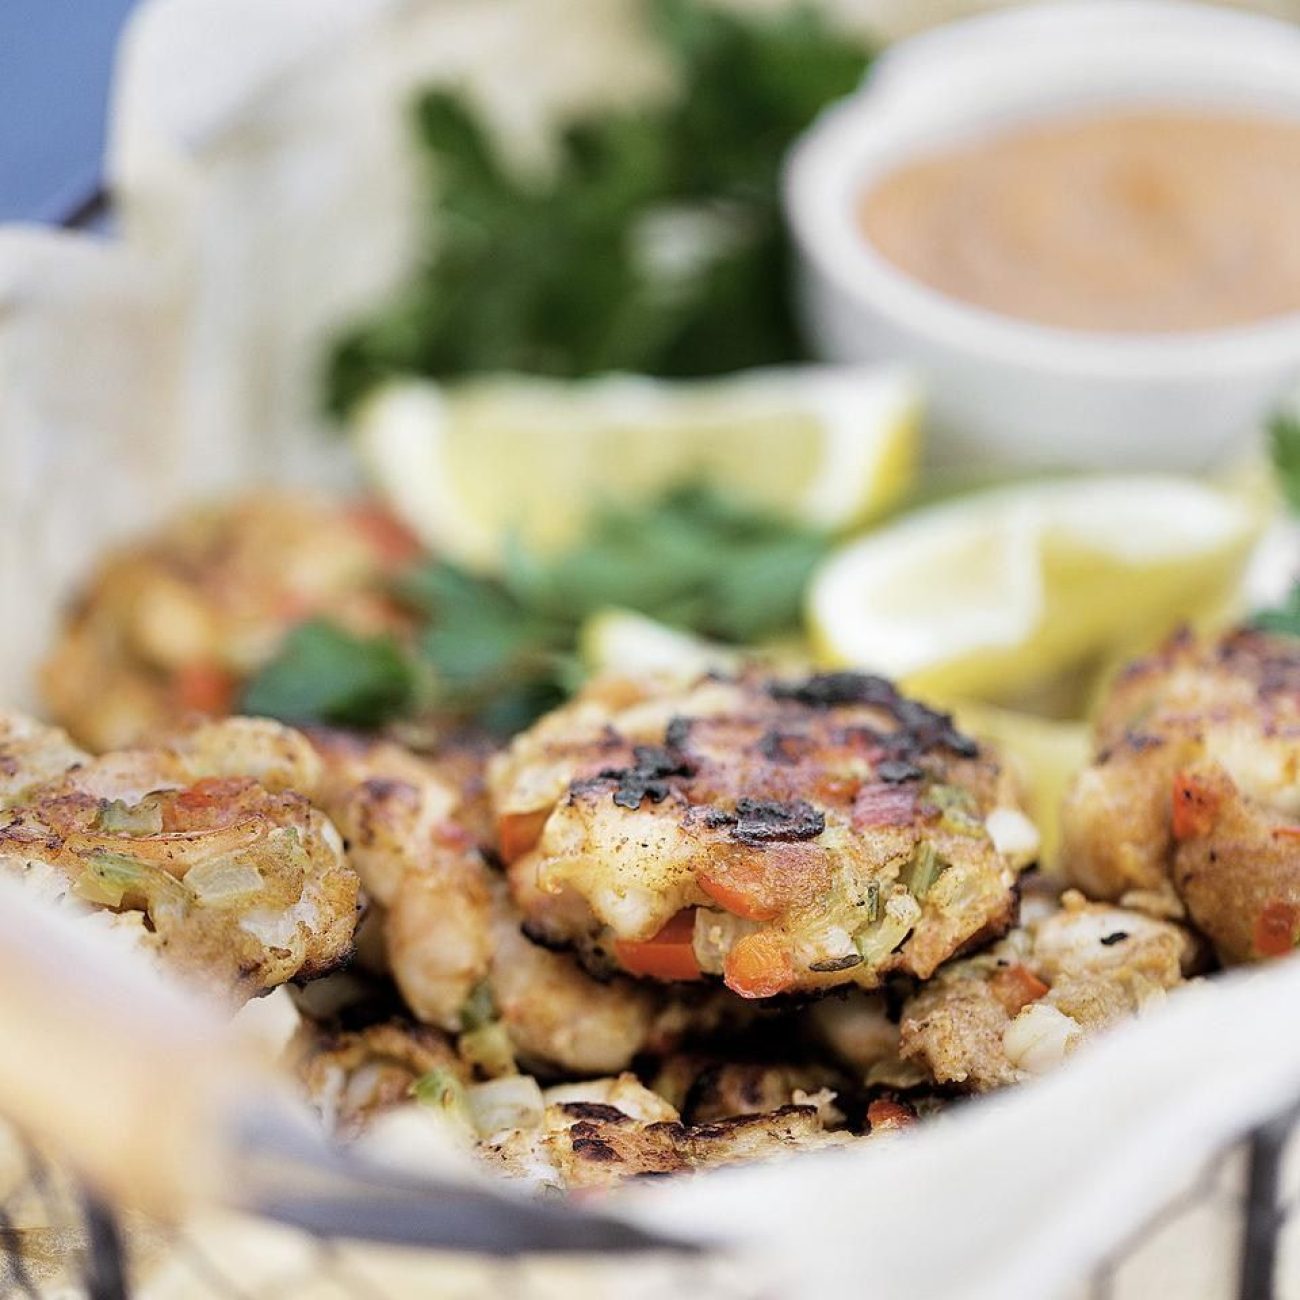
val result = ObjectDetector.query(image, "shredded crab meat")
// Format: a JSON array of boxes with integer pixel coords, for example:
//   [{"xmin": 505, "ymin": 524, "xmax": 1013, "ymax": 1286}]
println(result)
[{"xmin": 898, "ymin": 891, "xmax": 1198, "ymax": 1092}]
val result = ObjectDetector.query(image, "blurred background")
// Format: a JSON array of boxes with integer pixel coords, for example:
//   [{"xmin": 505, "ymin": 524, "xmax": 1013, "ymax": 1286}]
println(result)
[{"xmin": 5, "ymin": 0, "xmax": 1300, "ymax": 227}]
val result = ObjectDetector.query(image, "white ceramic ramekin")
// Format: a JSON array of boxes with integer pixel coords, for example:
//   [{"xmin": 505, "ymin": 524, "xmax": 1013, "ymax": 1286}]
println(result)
[{"xmin": 784, "ymin": 0, "xmax": 1300, "ymax": 472}]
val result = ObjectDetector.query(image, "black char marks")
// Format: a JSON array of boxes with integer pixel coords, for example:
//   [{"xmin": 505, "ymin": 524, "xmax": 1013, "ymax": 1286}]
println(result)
[
  {"xmin": 770, "ymin": 672, "xmax": 979, "ymax": 759},
  {"xmin": 726, "ymin": 798, "xmax": 826, "ymax": 846},
  {"xmin": 574, "ymin": 743, "xmax": 696, "ymax": 811},
  {"xmin": 876, "ymin": 758, "xmax": 924, "ymax": 784},
  {"xmin": 809, "ymin": 953, "xmax": 864, "ymax": 973},
  {"xmin": 664, "ymin": 716, "xmax": 693, "ymax": 751},
  {"xmin": 759, "ymin": 727, "xmax": 811, "ymax": 765},
  {"xmin": 559, "ymin": 1102, "xmax": 632, "ymax": 1123}
]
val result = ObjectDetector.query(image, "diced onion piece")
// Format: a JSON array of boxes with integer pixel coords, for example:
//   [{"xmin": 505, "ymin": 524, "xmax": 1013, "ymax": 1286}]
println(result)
[
  {"xmin": 468, "ymin": 1074, "xmax": 545, "ymax": 1137},
  {"xmin": 985, "ymin": 807, "xmax": 1040, "ymax": 860},
  {"xmin": 96, "ymin": 798, "xmax": 164, "ymax": 837},
  {"xmin": 411, "ymin": 1068, "xmax": 475, "ymax": 1142},
  {"xmin": 185, "ymin": 858, "xmax": 265, "ymax": 906},
  {"xmin": 74, "ymin": 852, "xmax": 189, "ymax": 910},
  {"xmin": 1003, "ymin": 1002, "xmax": 1081, "ymax": 1075}
]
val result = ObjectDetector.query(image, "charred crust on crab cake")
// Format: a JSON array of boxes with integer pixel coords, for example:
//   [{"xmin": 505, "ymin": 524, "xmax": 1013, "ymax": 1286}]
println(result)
[
  {"xmin": 560, "ymin": 1102, "xmax": 633, "ymax": 1124},
  {"xmin": 697, "ymin": 797, "xmax": 828, "ymax": 845},
  {"xmin": 570, "ymin": 743, "xmax": 697, "ymax": 811},
  {"xmin": 568, "ymin": 1133, "xmax": 623, "ymax": 1162},
  {"xmin": 769, "ymin": 672, "xmax": 979, "ymax": 758},
  {"xmin": 492, "ymin": 667, "xmax": 1026, "ymax": 998},
  {"xmin": 518, "ymin": 918, "xmax": 579, "ymax": 955}
]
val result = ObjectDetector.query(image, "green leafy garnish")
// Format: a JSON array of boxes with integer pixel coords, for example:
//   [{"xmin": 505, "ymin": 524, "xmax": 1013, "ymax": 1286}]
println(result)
[
  {"xmin": 325, "ymin": 0, "xmax": 871, "ymax": 413},
  {"xmin": 502, "ymin": 485, "xmax": 829, "ymax": 642},
  {"xmin": 1252, "ymin": 410, "xmax": 1300, "ymax": 636},
  {"xmin": 243, "ymin": 486, "xmax": 828, "ymax": 735},
  {"xmin": 403, "ymin": 486, "xmax": 830, "ymax": 728},
  {"xmin": 1253, "ymin": 587, "xmax": 1300, "ymax": 638},
  {"xmin": 241, "ymin": 620, "xmax": 416, "ymax": 729},
  {"xmin": 1270, "ymin": 411, "xmax": 1300, "ymax": 513}
]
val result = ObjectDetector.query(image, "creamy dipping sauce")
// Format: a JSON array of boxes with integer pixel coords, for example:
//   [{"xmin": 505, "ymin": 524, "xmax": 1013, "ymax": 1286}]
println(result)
[{"xmin": 859, "ymin": 110, "xmax": 1300, "ymax": 334}]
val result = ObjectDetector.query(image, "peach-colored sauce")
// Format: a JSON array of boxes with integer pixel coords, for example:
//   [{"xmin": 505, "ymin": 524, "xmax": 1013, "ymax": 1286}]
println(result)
[{"xmin": 859, "ymin": 110, "xmax": 1300, "ymax": 333}]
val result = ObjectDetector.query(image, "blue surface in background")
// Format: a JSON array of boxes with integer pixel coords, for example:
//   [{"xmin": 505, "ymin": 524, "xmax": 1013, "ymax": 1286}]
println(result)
[{"xmin": 0, "ymin": 0, "xmax": 141, "ymax": 224}]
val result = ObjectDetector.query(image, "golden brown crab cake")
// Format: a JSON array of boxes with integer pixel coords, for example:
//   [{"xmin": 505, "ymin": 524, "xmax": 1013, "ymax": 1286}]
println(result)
[
  {"xmin": 40, "ymin": 492, "xmax": 418, "ymax": 752},
  {"xmin": 898, "ymin": 892, "xmax": 1198, "ymax": 1093},
  {"xmin": 404, "ymin": 875, "xmax": 759, "ymax": 1078},
  {"xmin": 150, "ymin": 714, "xmax": 326, "ymax": 795},
  {"xmin": 307, "ymin": 728, "xmax": 468, "ymax": 908},
  {"xmin": 481, "ymin": 1073, "xmax": 858, "ymax": 1191},
  {"xmin": 294, "ymin": 1019, "xmax": 464, "ymax": 1141},
  {"xmin": 484, "ymin": 887, "xmax": 666, "ymax": 1077},
  {"xmin": 0, "ymin": 715, "xmax": 89, "ymax": 808},
  {"xmin": 1061, "ymin": 628, "xmax": 1300, "ymax": 962},
  {"xmin": 491, "ymin": 669, "xmax": 1035, "ymax": 999},
  {"xmin": 305, "ymin": 728, "xmax": 743, "ymax": 1074},
  {"xmin": 0, "ymin": 713, "xmax": 359, "ymax": 1002},
  {"xmin": 648, "ymin": 1053, "xmax": 850, "ymax": 1126},
  {"xmin": 298, "ymin": 727, "xmax": 496, "ymax": 1032}
]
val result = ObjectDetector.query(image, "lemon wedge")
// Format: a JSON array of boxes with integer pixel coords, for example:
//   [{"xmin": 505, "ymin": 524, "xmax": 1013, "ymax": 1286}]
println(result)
[
  {"xmin": 353, "ymin": 368, "xmax": 920, "ymax": 569},
  {"xmin": 808, "ymin": 477, "xmax": 1261, "ymax": 703}
]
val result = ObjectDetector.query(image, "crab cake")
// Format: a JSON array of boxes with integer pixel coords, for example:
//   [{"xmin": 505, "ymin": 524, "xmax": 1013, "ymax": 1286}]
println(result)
[
  {"xmin": 303, "ymin": 728, "xmax": 498, "ymax": 1033},
  {"xmin": 296, "ymin": 1038, "xmax": 860, "ymax": 1190},
  {"xmin": 481, "ymin": 1074, "xmax": 858, "ymax": 1190},
  {"xmin": 490, "ymin": 669, "xmax": 1035, "ymax": 999},
  {"xmin": 295, "ymin": 1019, "xmax": 465, "ymax": 1141},
  {"xmin": 0, "ymin": 714, "xmax": 359, "ymax": 1001},
  {"xmin": 41, "ymin": 493, "xmax": 417, "ymax": 752},
  {"xmin": 649, "ymin": 1053, "xmax": 851, "ymax": 1127},
  {"xmin": 308, "ymin": 728, "xmax": 749, "ymax": 1076},
  {"xmin": 898, "ymin": 892, "xmax": 1197, "ymax": 1092},
  {"xmin": 1061, "ymin": 628, "xmax": 1300, "ymax": 963}
]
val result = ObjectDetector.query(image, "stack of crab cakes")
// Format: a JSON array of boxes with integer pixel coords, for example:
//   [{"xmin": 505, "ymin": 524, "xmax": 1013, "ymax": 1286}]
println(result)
[
  {"xmin": 25, "ymin": 502, "xmax": 1214, "ymax": 1187},
  {"xmin": 280, "ymin": 664, "xmax": 1203, "ymax": 1188}
]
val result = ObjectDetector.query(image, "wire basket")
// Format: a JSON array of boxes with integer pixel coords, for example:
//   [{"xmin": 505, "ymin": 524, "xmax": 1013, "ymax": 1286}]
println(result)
[{"xmin": 0, "ymin": 1102, "xmax": 1295, "ymax": 1300}]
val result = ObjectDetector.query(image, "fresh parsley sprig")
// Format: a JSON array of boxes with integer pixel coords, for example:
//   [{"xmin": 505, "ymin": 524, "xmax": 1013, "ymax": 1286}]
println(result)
[
  {"xmin": 325, "ymin": 0, "xmax": 871, "ymax": 413},
  {"xmin": 1252, "ymin": 410, "xmax": 1300, "ymax": 637},
  {"xmin": 240, "ymin": 621, "xmax": 417, "ymax": 728},
  {"xmin": 1269, "ymin": 411, "xmax": 1300, "ymax": 514},
  {"xmin": 241, "ymin": 486, "xmax": 831, "ymax": 733}
]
